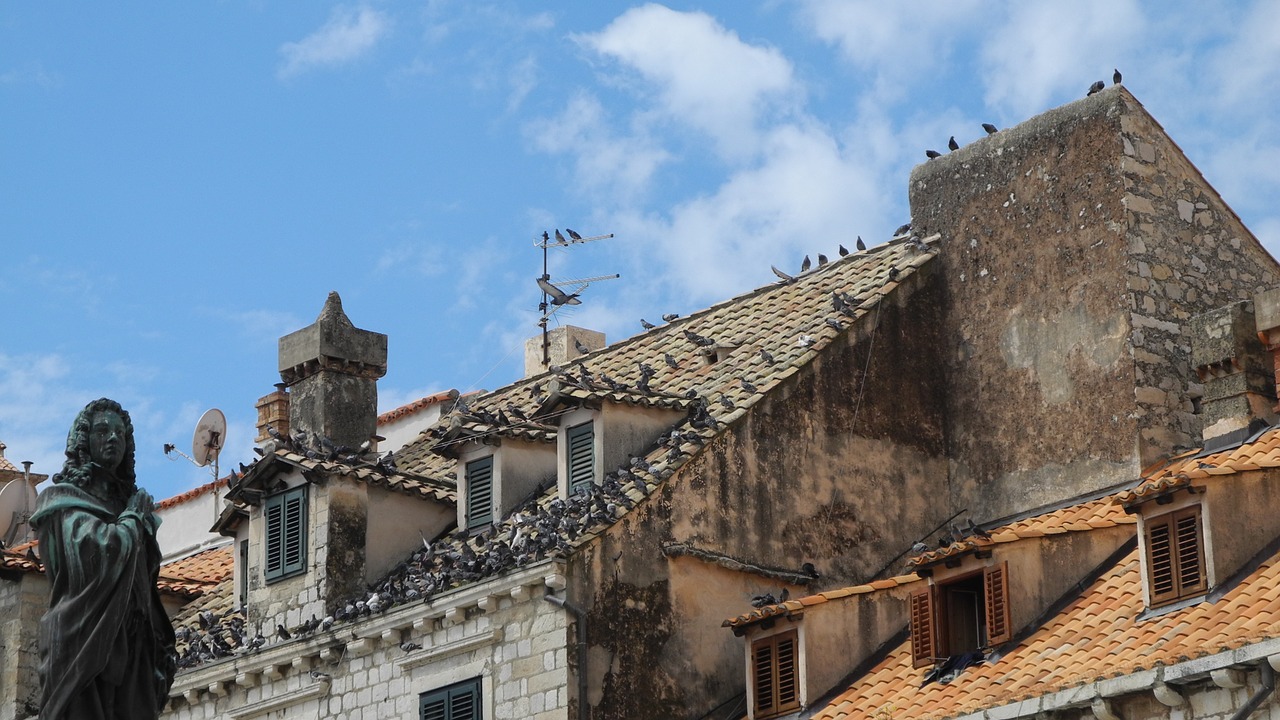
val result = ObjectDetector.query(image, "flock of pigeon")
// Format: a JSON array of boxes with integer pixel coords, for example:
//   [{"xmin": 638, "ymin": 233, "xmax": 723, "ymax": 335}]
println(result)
[
  {"xmin": 925, "ymin": 70, "xmax": 1123, "ymax": 160},
  {"xmin": 173, "ymin": 232, "xmax": 938, "ymax": 670}
]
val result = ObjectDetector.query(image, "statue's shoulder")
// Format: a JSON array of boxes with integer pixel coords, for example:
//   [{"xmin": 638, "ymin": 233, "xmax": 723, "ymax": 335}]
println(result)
[{"xmin": 31, "ymin": 483, "xmax": 111, "ymax": 525}]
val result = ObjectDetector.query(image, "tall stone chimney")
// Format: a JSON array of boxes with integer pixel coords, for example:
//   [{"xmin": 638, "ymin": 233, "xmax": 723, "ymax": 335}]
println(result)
[
  {"xmin": 524, "ymin": 325, "xmax": 605, "ymax": 377},
  {"xmin": 278, "ymin": 292, "xmax": 387, "ymax": 448},
  {"xmin": 1190, "ymin": 300, "xmax": 1276, "ymax": 447}
]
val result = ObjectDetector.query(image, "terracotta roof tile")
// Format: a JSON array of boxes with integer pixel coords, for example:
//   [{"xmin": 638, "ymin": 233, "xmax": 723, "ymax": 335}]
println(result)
[
  {"xmin": 1116, "ymin": 426, "xmax": 1280, "ymax": 506},
  {"xmin": 724, "ymin": 574, "xmax": 922, "ymax": 628},
  {"xmin": 812, "ymin": 544, "xmax": 1280, "ymax": 720},
  {"xmin": 377, "ymin": 389, "xmax": 481, "ymax": 424},
  {"xmin": 157, "ymin": 477, "xmax": 228, "ymax": 510}
]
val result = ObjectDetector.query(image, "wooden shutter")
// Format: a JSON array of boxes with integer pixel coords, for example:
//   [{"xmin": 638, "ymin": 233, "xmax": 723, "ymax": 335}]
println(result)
[
  {"xmin": 465, "ymin": 456, "xmax": 494, "ymax": 529},
  {"xmin": 752, "ymin": 630, "xmax": 800, "ymax": 718},
  {"xmin": 567, "ymin": 422, "xmax": 595, "ymax": 492},
  {"xmin": 264, "ymin": 486, "xmax": 307, "ymax": 582},
  {"xmin": 1146, "ymin": 506, "xmax": 1205, "ymax": 607},
  {"xmin": 264, "ymin": 493, "xmax": 283, "ymax": 579},
  {"xmin": 420, "ymin": 678, "xmax": 480, "ymax": 720},
  {"xmin": 984, "ymin": 562, "xmax": 1011, "ymax": 645},
  {"xmin": 909, "ymin": 586, "xmax": 936, "ymax": 668}
]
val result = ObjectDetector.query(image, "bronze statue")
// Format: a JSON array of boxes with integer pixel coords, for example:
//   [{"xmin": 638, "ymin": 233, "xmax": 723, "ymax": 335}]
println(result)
[{"xmin": 29, "ymin": 398, "xmax": 175, "ymax": 720}]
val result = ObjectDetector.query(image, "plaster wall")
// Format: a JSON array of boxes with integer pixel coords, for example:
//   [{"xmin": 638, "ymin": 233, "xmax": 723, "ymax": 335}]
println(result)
[
  {"xmin": 157, "ymin": 489, "xmax": 227, "ymax": 561},
  {"xmin": 0, "ymin": 573, "xmax": 45, "ymax": 720},
  {"xmin": 364, "ymin": 485, "xmax": 454, "ymax": 584}
]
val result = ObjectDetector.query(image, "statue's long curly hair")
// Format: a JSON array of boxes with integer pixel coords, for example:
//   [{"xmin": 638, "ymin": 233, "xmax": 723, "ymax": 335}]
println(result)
[{"xmin": 54, "ymin": 398, "xmax": 138, "ymax": 505}]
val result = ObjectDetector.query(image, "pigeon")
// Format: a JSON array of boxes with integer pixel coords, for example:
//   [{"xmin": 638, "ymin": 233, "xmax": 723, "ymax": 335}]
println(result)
[
  {"xmin": 555, "ymin": 229, "xmax": 568, "ymax": 245},
  {"xmin": 964, "ymin": 517, "xmax": 992, "ymax": 541},
  {"xmin": 838, "ymin": 244, "xmax": 849, "ymax": 257},
  {"xmin": 825, "ymin": 318, "xmax": 843, "ymax": 331},
  {"xmin": 926, "ymin": 150, "xmax": 942, "ymax": 159},
  {"xmin": 719, "ymin": 396, "xmax": 735, "ymax": 411},
  {"xmin": 759, "ymin": 349, "xmax": 776, "ymax": 365},
  {"xmin": 982, "ymin": 123, "xmax": 998, "ymax": 135},
  {"xmin": 683, "ymin": 329, "xmax": 715, "ymax": 347},
  {"xmin": 566, "ymin": 228, "xmax": 583, "ymax": 241},
  {"xmin": 640, "ymin": 318, "xmax": 656, "ymax": 329},
  {"xmin": 801, "ymin": 255, "xmax": 812, "ymax": 272},
  {"xmin": 664, "ymin": 353, "xmax": 679, "ymax": 369},
  {"xmin": 911, "ymin": 541, "xmax": 930, "ymax": 555},
  {"xmin": 908, "ymin": 235, "xmax": 930, "ymax": 253},
  {"xmin": 1113, "ymin": 68, "xmax": 1122, "ymax": 85},
  {"xmin": 276, "ymin": 624, "xmax": 292, "ymax": 641},
  {"xmin": 817, "ymin": 253, "xmax": 828, "ymax": 267},
  {"xmin": 573, "ymin": 339, "xmax": 590, "ymax": 355},
  {"xmin": 797, "ymin": 335, "xmax": 816, "ymax": 348},
  {"xmin": 309, "ymin": 670, "xmax": 332, "ymax": 682},
  {"xmin": 1087, "ymin": 80, "xmax": 1105, "ymax": 96},
  {"xmin": 893, "ymin": 222, "xmax": 911, "ymax": 236},
  {"xmin": 856, "ymin": 236, "xmax": 866, "ymax": 251},
  {"xmin": 740, "ymin": 378, "xmax": 757, "ymax": 393},
  {"xmin": 541, "ymin": 230, "xmax": 549, "ymax": 243},
  {"xmin": 662, "ymin": 313, "xmax": 680, "ymax": 322},
  {"xmin": 948, "ymin": 136, "xmax": 959, "ymax": 151},
  {"xmin": 779, "ymin": 588, "xmax": 789, "ymax": 602},
  {"xmin": 400, "ymin": 641, "xmax": 422, "ymax": 652},
  {"xmin": 771, "ymin": 265, "xmax": 796, "ymax": 283},
  {"xmin": 536, "ymin": 276, "xmax": 581, "ymax": 306},
  {"xmin": 750, "ymin": 593, "xmax": 777, "ymax": 608},
  {"xmin": 888, "ymin": 267, "xmax": 900, "ymax": 281},
  {"xmin": 949, "ymin": 523, "xmax": 966, "ymax": 543}
]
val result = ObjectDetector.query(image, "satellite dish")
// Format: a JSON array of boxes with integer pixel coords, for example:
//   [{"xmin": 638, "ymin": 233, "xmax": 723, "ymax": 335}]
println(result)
[
  {"xmin": 0, "ymin": 480, "xmax": 31, "ymax": 546},
  {"xmin": 192, "ymin": 408, "xmax": 227, "ymax": 468}
]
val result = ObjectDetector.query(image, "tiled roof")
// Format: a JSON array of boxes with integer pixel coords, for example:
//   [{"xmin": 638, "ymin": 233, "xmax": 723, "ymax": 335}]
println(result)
[
  {"xmin": 157, "ymin": 477, "xmax": 228, "ymax": 510},
  {"xmin": 909, "ymin": 495, "xmax": 1136, "ymax": 567},
  {"xmin": 157, "ymin": 545, "xmax": 234, "ymax": 598},
  {"xmin": 0, "ymin": 540, "xmax": 40, "ymax": 573},
  {"xmin": 813, "ymin": 543, "xmax": 1280, "ymax": 720},
  {"xmin": 0, "ymin": 446, "xmax": 17, "ymax": 473},
  {"xmin": 724, "ymin": 574, "xmax": 922, "ymax": 628},
  {"xmin": 1115, "ymin": 425, "xmax": 1280, "ymax": 506},
  {"xmin": 378, "ymin": 389, "xmax": 480, "ymax": 424},
  {"xmin": 244, "ymin": 448, "xmax": 456, "ymax": 503}
]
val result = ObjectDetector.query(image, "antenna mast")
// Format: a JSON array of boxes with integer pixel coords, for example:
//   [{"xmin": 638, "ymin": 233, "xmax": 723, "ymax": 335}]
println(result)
[{"xmin": 535, "ymin": 229, "xmax": 618, "ymax": 367}]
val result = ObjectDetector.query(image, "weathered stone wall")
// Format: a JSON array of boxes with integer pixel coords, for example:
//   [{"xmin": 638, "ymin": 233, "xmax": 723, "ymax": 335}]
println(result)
[
  {"xmin": 568, "ymin": 261, "xmax": 954, "ymax": 719},
  {"xmin": 164, "ymin": 569, "xmax": 570, "ymax": 720},
  {"xmin": 909, "ymin": 86, "xmax": 1280, "ymax": 522},
  {"xmin": 0, "ymin": 573, "xmax": 47, "ymax": 720}
]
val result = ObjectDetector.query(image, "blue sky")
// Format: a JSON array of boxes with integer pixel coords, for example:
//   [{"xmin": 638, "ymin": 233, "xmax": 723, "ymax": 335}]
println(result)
[{"xmin": 3, "ymin": 1, "xmax": 1279, "ymax": 500}]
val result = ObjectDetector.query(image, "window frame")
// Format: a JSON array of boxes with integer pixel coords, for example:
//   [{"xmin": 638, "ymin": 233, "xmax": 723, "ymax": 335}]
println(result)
[
  {"xmin": 910, "ymin": 561, "xmax": 1010, "ymax": 668},
  {"xmin": 464, "ymin": 455, "xmax": 495, "ymax": 530},
  {"xmin": 1145, "ymin": 505, "xmax": 1207, "ymax": 608},
  {"xmin": 751, "ymin": 628, "xmax": 801, "ymax": 719},
  {"xmin": 420, "ymin": 676, "xmax": 482, "ymax": 720},
  {"xmin": 264, "ymin": 484, "xmax": 308, "ymax": 583}
]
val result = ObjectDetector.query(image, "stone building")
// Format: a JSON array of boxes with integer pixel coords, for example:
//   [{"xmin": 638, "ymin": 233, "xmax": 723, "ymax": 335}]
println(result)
[{"xmin": 2, "ymin": 83, "xmax": 1280, "ymax": 720}]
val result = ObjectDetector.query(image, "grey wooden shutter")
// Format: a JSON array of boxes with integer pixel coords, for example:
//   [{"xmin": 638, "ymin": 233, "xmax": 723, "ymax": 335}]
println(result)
[
  {"xmin": 466, "ymin": 456, "xmax": 494, "ymax": 529},
  {"xmin": 567, "ymin": 422, "xmax": 595, "ymax": 492}
]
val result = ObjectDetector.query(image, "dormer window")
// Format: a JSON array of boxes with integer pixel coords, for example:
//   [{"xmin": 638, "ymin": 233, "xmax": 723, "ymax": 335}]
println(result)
[
  {"xmin": 910, "ymin": 563, "xmax": 1010, "ymax": 668},
  {"xmin": 464, "ymin": 455, "xmax": 494, "ymax": 530},
  {"xmin": 1145, "ymin": 505, "xmax": 1206, "ymax": 607},
  {"xmin": 751, "ymin": 629, "xmax": 800, "ymax": 719},
  {"xmin": 264, "ymin": 485, "xmax": 307, "ymax": 582},
  {"xmin": 566, "ymin": 421, "xmax": 595, "ymax": 493}
]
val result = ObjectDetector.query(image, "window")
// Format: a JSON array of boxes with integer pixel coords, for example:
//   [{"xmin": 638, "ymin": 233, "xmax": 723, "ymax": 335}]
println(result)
[
  {"xmin": 465, "ymin": 456, "xmax": 494, "ymax": 529},
  {"xmin": 910, "ymin": 563, "xmax": 1010, "ymax": 668},
  {"xmin": 1146, "ymin": 506, "xmax": 1206, "ymax": 607},
  {"xmin": 420, "ymin": 677, "xmax": 481, "ymax": 720},
  {"xmin": 752, "ymin": 629, "xmax": 800, "ymax": 719},
  {"xmin": 566, "ymin": 421, "xmax": 595, "ymax": 492},
  {"xmin": 264, "ymin": 485, "xmax": 307, "ymax": 582}
]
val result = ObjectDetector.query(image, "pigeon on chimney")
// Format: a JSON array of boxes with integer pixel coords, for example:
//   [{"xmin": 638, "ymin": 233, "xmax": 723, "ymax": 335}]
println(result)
[
  {"xmin": 926, "ymin": 149, "xmax": 942, "ymax": 158},
  {"xmin": 948, "ymin": 136, "xmax": 959, "ymax": 151},
  {"xmin": 982, "ymin": 123, "xmax": 998, "ymax": 135},
  {"xmin": 1087, "ymin": 80, "xmax": 1105, "ymax": 96},
  {"xmin": 1113, "ymin": 68, "xmax": 1122, "ymax": 85}
]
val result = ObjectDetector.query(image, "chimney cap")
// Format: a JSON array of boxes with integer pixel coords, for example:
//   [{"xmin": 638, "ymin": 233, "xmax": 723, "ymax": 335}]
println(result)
[{"xmin": 278, "ymin": 291, "xmax": 387, "ymax": 377}]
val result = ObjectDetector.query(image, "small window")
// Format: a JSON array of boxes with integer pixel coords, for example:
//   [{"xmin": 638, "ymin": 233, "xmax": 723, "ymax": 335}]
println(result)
[
  {"xmin": 420, "ymin": 677, "xmax": 481, "ymax": 720},
  {"xmin": 566, "ymin": 421, "xmax": 595, "ymax": 493},
  {"xmin": 465, "ymin": 456, "xmax": 494, "ymax": 529},
  {"xmin": 1146, "ymin": 506, "xmax": 1206, "ymax": 607},
  {"xmin": 910, "ymin": 563, "xmax": 1010, "ymax": 668},
  {"xmin": 752, "ymin": 629, "xmax": 800, "ymax": 719},
  {"xmin": 264, "ymin": 485, "xmax": 307, "ymax": 582}
]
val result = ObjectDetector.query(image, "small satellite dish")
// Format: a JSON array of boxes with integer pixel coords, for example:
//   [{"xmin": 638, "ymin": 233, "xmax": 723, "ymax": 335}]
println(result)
[
  {"xmin": 0, "ymin": 480, "xmax": 31, "ymax": 546},
  {"xmin": 192, "ymin": 408, "xmax": 227, "ymax": 468}
]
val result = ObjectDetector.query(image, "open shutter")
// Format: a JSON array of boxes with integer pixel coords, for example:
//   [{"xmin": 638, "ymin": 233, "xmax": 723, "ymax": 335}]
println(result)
[
  {"xmin": 1173, "ymin": 507, "xmax": 1206, "ymax": 596},
  {"xmin": 1146, "ymin": 513, "xmax": 1177, "ymax": 605},
  {"xmin": 566, "ymin": 422, "xmax": 595, "ymax": 492},
  {"xmin": 281, "ymin": 487, "xmax": 307, "ymax": 576},
  {"xmin": 465, "ymin": 456, "xmax": 494, "ymax": 529},
  {"xmin": 984, "ymin": 562, "xmax": 1011, "ymax": 646},
  {"xmin": 420, "ymin": 677, "xmax": 480, "ymax": 720},
  {"xmin": 1146, "ymin": 507, "xmax": 1205, "ymax": 607},
  {"xmin": 752, "ymin": 630, "xmax": 800, "ymax": 718},
  {"xmin": 753, "ymin": 638, "xmax": 776, "ymax": 714},
  {"xmin": 909, "ymin": 585, "xmax": 936, "ymax": 668},
  {"xmin": 774, "ymin": 632, "xmax": 800, "ymax": 712}
]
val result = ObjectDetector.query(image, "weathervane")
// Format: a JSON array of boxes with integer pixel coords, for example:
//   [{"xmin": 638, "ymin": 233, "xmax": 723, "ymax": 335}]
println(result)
[{"xmin": 535, "ymin": 228, "xmax": 619, "ymax": 366}]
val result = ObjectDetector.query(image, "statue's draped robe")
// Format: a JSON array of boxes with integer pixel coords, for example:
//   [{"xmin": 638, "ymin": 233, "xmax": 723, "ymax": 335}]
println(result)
[{"xmin": 30, "ymin": 484, "xmax": 176, "ymax": 720}]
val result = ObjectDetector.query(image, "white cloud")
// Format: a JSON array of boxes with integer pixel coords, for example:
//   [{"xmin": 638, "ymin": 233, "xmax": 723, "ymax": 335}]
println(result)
[
  {"xmin": 580, "ymin": 3, "xmax": 799, "ymax": 159},
  {"xmin": 1210, "ymin": 0, "xmax": 1280, "ymax": 108},
  {"xmin": 0, "ymin": 62, "xmax": 62, "ymax": 88},
  {"xmin": 278, "ymin": 6, "xmax": 390, "ymax": 79},
  {"xmin": 979, "ymin": 0, "xmax": 1143, "ymax": 117}
]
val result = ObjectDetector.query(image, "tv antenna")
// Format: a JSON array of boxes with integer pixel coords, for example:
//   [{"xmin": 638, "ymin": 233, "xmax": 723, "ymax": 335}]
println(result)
[
  {"xmin": 535, "ymin": 228, "xmax": 619, "ymax": 366},
  {"xmin": 163, "ymin": 408, "xmax": 227, "ymax": 482}
]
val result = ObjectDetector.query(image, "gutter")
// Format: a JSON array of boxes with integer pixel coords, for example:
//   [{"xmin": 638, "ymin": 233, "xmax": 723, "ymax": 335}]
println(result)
[
  {"xmin": 545, "ymin": 592, "xmax": 589, "ymax": 720},
  {"xmin": 1229, "ymin": 662, "xmax": 1275, "ymax": 720}
]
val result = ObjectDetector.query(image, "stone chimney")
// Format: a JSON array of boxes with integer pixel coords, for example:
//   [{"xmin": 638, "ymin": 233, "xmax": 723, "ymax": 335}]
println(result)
[
  {"xmin": 1190, "ymin": 300, "xmax": 1276, "ymax": 446},
  {"xmin": 523, "ymin": 325, "xmax": 605, "ymax": 377},
  {"xmin": 278, "ymin": 292, "xmax": 387, "ymax": 448},
  {"xmin": 253, "ymin": 383, "xmax": 290, "ymax": 444},
  {"xmin": 1253, "ymin": 287, "xmax": 1280, "ymax": 412}
]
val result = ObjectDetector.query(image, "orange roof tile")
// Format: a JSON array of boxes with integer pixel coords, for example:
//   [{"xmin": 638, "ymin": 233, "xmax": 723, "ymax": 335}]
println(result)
[
  {"xmin": 909, "ymin": 495, "xmax": 1134, "ymax": 567},
  {"xmin": 813, "ymin": 545, "xmax": 1280, "ymax": 720},
  {"xmin": 724, "ymin": 573, "xmax": 922, "ymax": 628},
  {"xmin": 158, "ymin": 546, "xmax": 233, "ymax": 598},
  {"xmin": 1116, "ymin": 426, "xmax": 1280, "ymax": 506},
  {"xmin": 157, "ymin": 477, "xmax": 228, "ymax": 510},
  {"xmin": 378, "ymin": 389, "xmax": 481, "ymax": 424}
]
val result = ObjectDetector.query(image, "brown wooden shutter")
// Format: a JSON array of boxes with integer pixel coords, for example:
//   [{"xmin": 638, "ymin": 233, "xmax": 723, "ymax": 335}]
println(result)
[
  {"xmin": 752, "ymin": 630, "xmax": 800, "ymax": 718},
  {"xmin": 1146, "ymin": 506, "xmax": 1205, "ymax": 607},
  {"xmin": 753, "ymin": 637, "xmax": 776, "ymax": 714},
  {"xmin": 1146, "ymin": 513, "xmax": 1177, "ymax": 605},
  {"xmin": 774, "ymin": 633, "xmax": 799, "ymax": 713},
  {"xmin": 984, "ymin": 562, "xmax": 1011, "ymax": 646},
  {"xmin": 909, "ymin": 586, "xmax": 936, "ymax": 668},
  {"xmin": 1173, "ymin": 508, "xmax": 1206, "ymax": 595}
]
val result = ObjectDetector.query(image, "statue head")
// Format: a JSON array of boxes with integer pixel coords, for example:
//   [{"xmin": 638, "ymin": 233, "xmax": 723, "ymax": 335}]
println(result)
[{"xmin": 55, "ymin": 398, "xmax": 138, "ymax": 504}]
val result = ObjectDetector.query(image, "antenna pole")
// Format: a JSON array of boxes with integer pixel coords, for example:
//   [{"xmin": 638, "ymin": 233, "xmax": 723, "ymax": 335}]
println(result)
[
  {"xmin": 534, "ymin": 229, "xmax": 619, "ymax": 370},
  {"xmin": 540, "ymin": 239, "xmax": 550, "ymax": 367}
]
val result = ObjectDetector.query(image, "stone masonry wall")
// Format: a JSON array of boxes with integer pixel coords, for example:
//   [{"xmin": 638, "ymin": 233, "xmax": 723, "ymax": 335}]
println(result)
[
  {"xmin": 1117, "ymin": 92, "xmax": 1280, "ymax": 459},
  {"xmin": 0, "ymin": 574, "xmax": 46, "ymax": 720},
  {"xmin": 164, "ymin": 572, "xmax": 570, "ymax": 720}
]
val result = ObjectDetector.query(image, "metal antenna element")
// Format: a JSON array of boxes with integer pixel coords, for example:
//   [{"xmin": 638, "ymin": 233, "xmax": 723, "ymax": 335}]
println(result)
[{"xmin": 535, "ymin": 229, "xmax": 620, "ymax": 367}]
